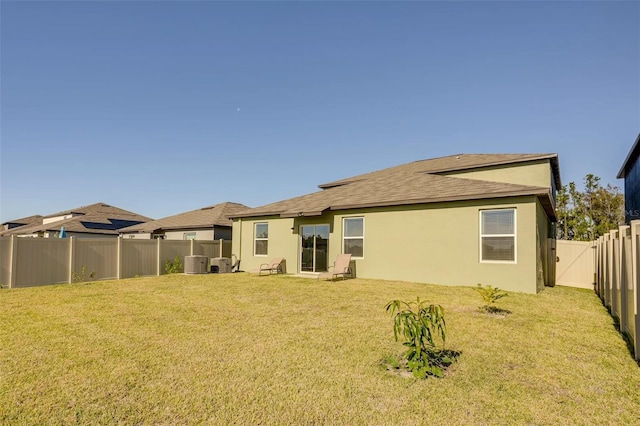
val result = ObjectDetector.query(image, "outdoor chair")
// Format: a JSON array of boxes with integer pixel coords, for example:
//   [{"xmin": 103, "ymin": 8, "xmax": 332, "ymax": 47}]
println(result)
[
  {"xmin": 317, "ymin": 253, "xmax": 353, "ymax": 281},
  {"xmin": 251, "ymin": 258, "xmax": 285, "ymax": 276}
]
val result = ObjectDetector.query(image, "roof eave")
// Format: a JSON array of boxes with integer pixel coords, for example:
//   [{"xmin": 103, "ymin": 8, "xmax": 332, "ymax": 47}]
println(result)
[
  {"xmin": 617, "ymin": 133, "xmax": 640, "ymax": 178},
  {"xmin": 228, "ymin": 211, "xmax": 287, "ymax": 219}
]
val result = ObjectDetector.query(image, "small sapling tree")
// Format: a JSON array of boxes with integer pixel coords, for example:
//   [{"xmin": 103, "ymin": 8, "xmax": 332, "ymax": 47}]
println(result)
[{"xmin": 385, "ymin": 297, "xmax": 456, "ymax": 379}]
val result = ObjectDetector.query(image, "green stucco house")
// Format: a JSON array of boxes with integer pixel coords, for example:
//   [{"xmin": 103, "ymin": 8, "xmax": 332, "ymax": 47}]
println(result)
[{"xmin": 230, "ymin": 153, "xmax": 561, "ymax": 294}]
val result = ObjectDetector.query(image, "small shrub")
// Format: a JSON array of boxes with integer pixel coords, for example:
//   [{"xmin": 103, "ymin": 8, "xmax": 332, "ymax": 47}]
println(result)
[
  {"xmin": 72, "ymin": 266, "xmax": 96, "ymax": 283},
  {"xmin": 165, "ymin": 255, "xmax": 183, "ymax": 274},
  {"xmin": 385, "ymin": 297, "xmax": 458, "ymax": 379},
  {"xmin": 474, "ymin": 284, "xmax": 509, "ymax": 314}
]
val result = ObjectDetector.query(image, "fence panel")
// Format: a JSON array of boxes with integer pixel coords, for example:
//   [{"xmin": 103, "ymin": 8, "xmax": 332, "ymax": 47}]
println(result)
[
  {"xmin": 193, "ymin": 240, "xmax": 220, "ymax": 258},
  {"xmin": 621, "ymin": 230, "xmax": 632, "ymax": 335},
  {"xmin": 612, "ymin": 231, "xmax": 621, "ymax": 320},
  {"xmin": 15, "ymin": 238, "xmax": 69, "ymax": 287},
  {"xmin": 0, "ymin": 237, "xmax": 12, "ymax": 287},
  {"xmin": 120, "ymin": 240, "xmax": 158, "ymax": 278},
  {"xmin": 222, "ymin": 240, "xmax": 232, "ymax": 258},
  {"xmin": 555, "ymin": 240, "xmax": 595, "ymax": 288},
  {"xmin": 159, "ymin": 241, "xmax": 192, "ymax": 274},
  {"xmin": 595, "ymin": 225, "xmax": 640, "ymax": 362},
  {"xmin": 74, "ymin": 238, "xmax": 118, "ymax": 281}
]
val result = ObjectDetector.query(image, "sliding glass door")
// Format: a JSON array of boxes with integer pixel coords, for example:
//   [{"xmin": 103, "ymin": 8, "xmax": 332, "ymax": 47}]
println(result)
[{"xmin": 300, "ymin": 225, "xmax": 329, "ymax": 273}]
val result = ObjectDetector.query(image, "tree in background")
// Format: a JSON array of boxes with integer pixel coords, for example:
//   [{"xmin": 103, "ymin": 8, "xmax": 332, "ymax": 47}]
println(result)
[{"xmin": 556, "ymin": 174, "xmax": 624, "ymax": 241}]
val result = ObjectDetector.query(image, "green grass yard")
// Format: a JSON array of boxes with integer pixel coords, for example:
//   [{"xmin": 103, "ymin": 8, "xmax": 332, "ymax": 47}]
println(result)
[{"xmin": 1, "ymin": 274, "xmax": 639, "ymax": 425}]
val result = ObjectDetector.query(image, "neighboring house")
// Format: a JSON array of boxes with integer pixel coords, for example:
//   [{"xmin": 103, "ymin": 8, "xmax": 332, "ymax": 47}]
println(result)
[
  {"xmin": 230, "ymin": 153, "xmax": 561, "ymax": 294},
  {"xmin": 119, "ymin": 202, "xmax": 249, "ymax": 240},
  {"xmin": 0, "ymin": 202, "xmax": 151, "ymax": 238},
  {"xmin": 617, "ymin": 133, "xmax": 640, "ymax": 223},
  {"xmin": 1, "ymin": 215, "xmax": 43, "ymax": 233}
]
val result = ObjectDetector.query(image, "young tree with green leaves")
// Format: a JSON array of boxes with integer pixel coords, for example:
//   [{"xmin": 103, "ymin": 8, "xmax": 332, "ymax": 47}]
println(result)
[{"xmin": 556, "ymin": 174, "xmax": 624, "ymax": 241}]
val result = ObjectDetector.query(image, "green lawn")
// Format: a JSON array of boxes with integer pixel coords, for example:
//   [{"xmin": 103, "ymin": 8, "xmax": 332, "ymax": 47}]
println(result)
[{"xmin": 1, "ymin": 274, "xmax": 639, "ymax": 425}]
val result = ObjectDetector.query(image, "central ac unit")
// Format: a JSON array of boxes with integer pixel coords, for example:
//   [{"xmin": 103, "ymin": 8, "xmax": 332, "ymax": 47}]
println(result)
[
  {"xmin": 184, "ymin": 255, "xmax": 208, "ymax": 274},
  {"xmin": 210, "ymin": 257, "xmax": 231, "ymax": 273}
]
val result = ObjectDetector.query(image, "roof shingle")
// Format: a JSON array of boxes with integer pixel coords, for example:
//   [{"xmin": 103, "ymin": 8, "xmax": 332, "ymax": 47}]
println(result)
[{"xmin": 119, "ymin": 202, "xmax": 250, "ymax": 234}]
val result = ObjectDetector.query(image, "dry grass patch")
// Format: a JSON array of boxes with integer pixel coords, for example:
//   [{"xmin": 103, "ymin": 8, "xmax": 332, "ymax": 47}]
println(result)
[{"xmin": 1, "ymin": 274, "xmax": 639, "ymax": 424}]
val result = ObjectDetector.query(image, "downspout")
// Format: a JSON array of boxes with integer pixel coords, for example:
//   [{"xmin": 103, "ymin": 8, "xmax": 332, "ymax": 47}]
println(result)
[{"xmin": 237, "ymin": 218, "xmax": 242, "ymax": 264}]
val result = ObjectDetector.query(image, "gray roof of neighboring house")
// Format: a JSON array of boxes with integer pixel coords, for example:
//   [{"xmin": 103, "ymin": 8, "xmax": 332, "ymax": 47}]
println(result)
[
  {"xmin": 617, "ymin": 133, "xmax": 640, "ymax": 179},
  {"xmin": 319, "ymin": 153, "xmax": 561, "ymax": 189},
  {"xmin": 0, "ymin": 202, "xmax": 153, "ymax": 236},
  {"xmin": 119, "ymin": 202, "xmax": 250, "ymax": 234},
  {"xmin": 230, "ymin": 153, "xmax": 558, "ymax": 221},
  {"xmin": 2, "ymin": 215, "xmax": 44, "ymax": 229}
]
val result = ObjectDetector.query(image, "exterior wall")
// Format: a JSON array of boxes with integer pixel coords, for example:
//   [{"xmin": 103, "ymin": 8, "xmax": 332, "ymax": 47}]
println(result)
[
  {"xmin": 624, "ymin": 155, "xmax": 640, "ymax": 223},
  {"xmin": 121, "ymin": 233, "xmax": 153, "ymax": 239},
  {"xmin": 536, "ymin": 199, "xmax": 556, "ymax": 291},
  {"xmin": 440, "ymin": 160, "xmax": 554, "ymax": 189},
  {"xmin": 233, "ymin": 216, "xmax": 296, "ymax": 274},
  {"xmin": 214, "ymin": 227, "xmax": 232, "ymax": 241},
  {"xmin": 164, "ymin": 229, "xmax": 215, "ymax": 240},
  {"xmin": 233, "ymin": 196, "xmax": 544, "ymax": 293}
]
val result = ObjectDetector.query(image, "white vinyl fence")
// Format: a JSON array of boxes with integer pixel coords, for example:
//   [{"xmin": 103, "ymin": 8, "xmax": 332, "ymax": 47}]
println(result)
[
  {"xmin": 555, "ymin": 240, "xmax": 596, "ymax": 289},
  {"xmin": 0, "ymin": 236, "xmax": 231, "ymax": 288},
  {"xmin": 595, "ymin": 222, "xmax": 640, "ymax": 362}
]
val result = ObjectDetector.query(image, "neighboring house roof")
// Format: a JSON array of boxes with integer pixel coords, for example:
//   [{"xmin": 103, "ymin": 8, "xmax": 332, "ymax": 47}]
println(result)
[
  {"xmin": 319, "ymin": 153, "xmax": 561, "ymax": 189},
  {"xmin": 1, "ymin": 202, "xmax": 152, "ymax": 236},
  {"xmin": 231, "ymin": 168, "xmax": 556, "ymax": 221},
  {"xmin": 119, "ymin": 202, "xmax": 250, "ymax": 234},
  {"xmin": 617, "ymin": 133, "xmax": 640, "ymax": 179},
  {"xmin": 2, "ymin": 215, "xmax": 44, "ymax": 231}
]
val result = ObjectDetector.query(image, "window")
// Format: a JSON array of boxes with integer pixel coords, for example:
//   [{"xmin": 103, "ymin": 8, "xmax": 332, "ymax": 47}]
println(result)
[
  {"xmin": 183, "ymin": 232, "xmax": 196, "ymax": 240},
  {"xmin": 343, "ymin": 217, "xmax": 364, "ymax": 258},
  {"xmin": 480, "ymin": 209, "xmax": 516, "ymax": 262},
  {"xmin": 254, "ymin": 223, "xmax": 268, "ymax": 256}
]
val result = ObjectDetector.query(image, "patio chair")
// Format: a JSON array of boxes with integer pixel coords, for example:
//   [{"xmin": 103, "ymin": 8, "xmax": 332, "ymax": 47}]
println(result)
[
  {"xmin": 251, "ymin": 258, "xmax": 285, "ymax": 276},
  {"xmin": 317, "ymin": 253, "xmax": 353, "ymax": 281}
]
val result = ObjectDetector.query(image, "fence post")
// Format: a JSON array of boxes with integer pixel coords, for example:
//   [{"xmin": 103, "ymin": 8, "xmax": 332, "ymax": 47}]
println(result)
[
  {"xmin": 219, "ymin": 239, "xmax": 223, "ymax": 257},
  {"xmin": 595, "ymin": 236, "xmax": 602, "ymax": 297},
  {"xmin": 68, "ymin": 237, "xmax": 76, "ymax": 284},
  {"xmin": 632, "ymin": 220, "xmax": 640, "ymax": 362},
  {"xmin": 604, "ymin": 232, "xmax": 612, "ymax": 308},
  {"xmin": 116, "ymin": 236, "xmax": 123, "ymax": 280},
  {"xmin": 190, "ymin": 239, "xmax": 194, "ymax": 256},
  {"xmin": 619, "ymin": 226, "xmax": 630, "ymax": 336},
  {"xmin": 156, "ymin": 238, "xmax": 162, "ymax": 276},
  {"xmin": 8, "ymin": 235, "xmax": 17, "ymax": 289}
]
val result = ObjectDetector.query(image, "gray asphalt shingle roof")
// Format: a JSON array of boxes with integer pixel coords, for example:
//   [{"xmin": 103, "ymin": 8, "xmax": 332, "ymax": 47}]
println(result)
[
  {"xmin": 231, "ymin": 153, "xmax": 559, "ymax": 220},
  {"xmin": 0, "ymin": 202, "xmax": 152, "ymax": 236},
  {"xmin": 119, "ymin": 202, "xmax": 250, "ymax": 234}
]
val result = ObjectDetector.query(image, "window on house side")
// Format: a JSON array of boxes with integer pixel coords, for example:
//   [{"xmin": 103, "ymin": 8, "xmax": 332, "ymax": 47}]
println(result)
[
  {"xmin": 343, "ymin": 217, "xmax": 364, "ymax": 258},
  {"xmin": 254, "ymin": 223, "xmax": 268, "ymax": 256},
  {"xmin": 480, "ymin": 209, "xmax": 516, "ymax": 262}
]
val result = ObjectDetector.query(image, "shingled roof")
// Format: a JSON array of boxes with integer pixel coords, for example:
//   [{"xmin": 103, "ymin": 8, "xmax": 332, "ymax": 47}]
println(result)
[
  {"xmin": 319, "ymin": 153, "xmax": 560, "ymax": 189},
  {"xmin": 1, "ymin": 202, "xmax": 152, "ymax": 236},
  {"xmin": 119, "ymin": 202, "xmax": 249, "ymax": 234},
  {"xmin": 2, "ymin": 215, "xmax": 44, "ymax": 231},
  {"xmin": 231, "ymin": 154, "xmax": 558, "ymax": 221}
]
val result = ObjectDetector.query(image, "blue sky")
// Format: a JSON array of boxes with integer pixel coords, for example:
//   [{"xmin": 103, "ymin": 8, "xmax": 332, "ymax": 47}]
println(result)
[{"xmin": 1, "ymin": 1, "xmax": 638, "ymax": 222}]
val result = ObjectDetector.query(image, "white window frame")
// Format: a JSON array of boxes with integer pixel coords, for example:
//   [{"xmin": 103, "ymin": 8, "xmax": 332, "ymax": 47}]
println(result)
[
  {"xmin": 343, "ymin": 217, "xmax": 364, "ymax": 259},
  {"xmin": 479, "ymin": 209, "xmax": 517, "ymax": 264},
  {"xmin": 183, "ymin": 232, "xmax": 196, "ymax": 240},
  {"xmin": 254, "ymin": 222, "xmax": 268, "ymax": 257}
]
